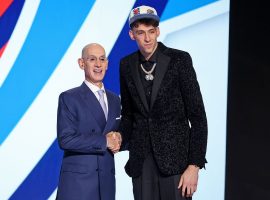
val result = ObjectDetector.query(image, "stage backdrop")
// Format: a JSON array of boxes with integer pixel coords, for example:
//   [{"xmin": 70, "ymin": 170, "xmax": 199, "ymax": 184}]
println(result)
[{"xmin": 0, "ymin": 0, "xmax": 229, "ymax": 199}]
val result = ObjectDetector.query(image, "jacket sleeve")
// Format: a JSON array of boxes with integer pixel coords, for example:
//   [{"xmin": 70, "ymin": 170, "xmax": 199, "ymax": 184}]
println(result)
[
  {"xmin": 57, "ymin": 92, "xmax": 107, "ymax": 154},
  {"xmin": 119, "ymin": 59, "xmax": 133, "ymax": 151},
  {"xmin": 179, "ymin": 52, "xmax": 208, "ymax": 168}
]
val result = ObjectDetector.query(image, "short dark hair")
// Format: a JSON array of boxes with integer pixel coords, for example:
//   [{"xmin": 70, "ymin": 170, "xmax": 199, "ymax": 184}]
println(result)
[{"xmin": 130, "ymin": 18, "xmax": 159, "ymax": 29}]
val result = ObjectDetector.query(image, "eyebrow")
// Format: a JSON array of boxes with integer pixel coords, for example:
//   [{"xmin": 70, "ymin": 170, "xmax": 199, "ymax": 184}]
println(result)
[
  {"xmin": 87, "ymin": 55, "xmax": 106, "ymax": 57},
  {"xmin": 135, "ymin": 28, "xmax": 156, "ymax": 32}
]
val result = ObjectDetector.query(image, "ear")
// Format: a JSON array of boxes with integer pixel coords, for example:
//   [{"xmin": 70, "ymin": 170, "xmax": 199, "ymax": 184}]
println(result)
[
  {"xmin": 156, "ymin": 27, "xmax": 160, "ymax": 37},
  {"xmin": 105, "ymin": 60, "xmax": 108, "ymax": 70},
  {"xmin": 129, "ymin": 30, "xmax": 135, "ymax": 40},
  {"xmin": 78, "ymin": 58, "xmax": 84, "ymax": 70}
]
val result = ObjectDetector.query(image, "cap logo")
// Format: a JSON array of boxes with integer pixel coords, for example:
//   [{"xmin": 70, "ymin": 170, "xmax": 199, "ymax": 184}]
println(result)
[
  {"xmin": 133, "ymin": 8, "xmax": 140, "ymax": 15},
  {"xmin": 147, "ymin": 9, "xmax": 154, "ymax": 14}
]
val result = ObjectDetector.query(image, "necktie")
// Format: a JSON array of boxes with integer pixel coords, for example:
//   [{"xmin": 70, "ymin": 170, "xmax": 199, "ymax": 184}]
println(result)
[{"xmin": 97, "ymin": 90, "xmax": 108, "ymax": 120}]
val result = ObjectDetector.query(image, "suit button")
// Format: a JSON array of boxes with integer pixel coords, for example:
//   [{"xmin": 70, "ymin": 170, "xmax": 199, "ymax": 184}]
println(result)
[
  {"xmin": 148, "ymin": 118, "xmax": 152, "ymax": 123},
  {"xmin": 92, "ymin": 129, "xmax": 95, "ymax": 132}
]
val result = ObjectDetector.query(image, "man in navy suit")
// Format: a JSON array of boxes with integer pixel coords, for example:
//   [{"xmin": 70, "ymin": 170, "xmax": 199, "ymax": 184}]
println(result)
[{"xmin": 56, "ymin": 43, "xmax": 122, "ymax": 200}]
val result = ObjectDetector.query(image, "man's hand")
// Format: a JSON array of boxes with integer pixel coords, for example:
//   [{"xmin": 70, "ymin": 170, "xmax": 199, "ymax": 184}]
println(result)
[
  {"xmin": 178, "ymin": 165, "xmax": 199, "ymax": 198},
  {"xmin": 106, "ymin": 132, "xmax": 122, "ymax": 153}
]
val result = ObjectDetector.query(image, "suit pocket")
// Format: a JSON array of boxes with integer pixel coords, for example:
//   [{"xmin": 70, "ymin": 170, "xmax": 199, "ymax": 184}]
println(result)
[{"xmin": 62, "ymin": 163, "xmax": 88, "ymax": 174}]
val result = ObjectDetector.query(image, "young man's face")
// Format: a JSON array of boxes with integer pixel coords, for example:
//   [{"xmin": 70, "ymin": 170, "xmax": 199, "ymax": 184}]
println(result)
[{"xmin": 129, "ymin": 23, "xmax": 160, "ymax": 59}]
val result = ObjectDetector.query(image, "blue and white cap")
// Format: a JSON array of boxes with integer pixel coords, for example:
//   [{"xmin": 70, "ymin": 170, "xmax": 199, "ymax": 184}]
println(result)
[{"xmin": 129, "ymin": 5, "xmax": 160, "ymax": 27}]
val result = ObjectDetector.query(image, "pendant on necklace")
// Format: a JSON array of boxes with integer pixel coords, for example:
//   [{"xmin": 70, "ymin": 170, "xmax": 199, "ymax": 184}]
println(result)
[
  {"xmin": 145, "ymin": 74, "xmax": 154, "ymax": 81},
  {"xmin": 140, "ymin": 63, "xmax": 156, "ymax": 81}
]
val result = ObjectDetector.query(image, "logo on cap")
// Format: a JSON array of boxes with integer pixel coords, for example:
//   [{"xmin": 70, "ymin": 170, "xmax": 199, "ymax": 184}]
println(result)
[
  {"xmin": 133, "ymin": 8, "xmax": 140, "ymax": 15},
  {"xmin": 147, "ymin": 9, "xmax": 154, "ymax": 14}
]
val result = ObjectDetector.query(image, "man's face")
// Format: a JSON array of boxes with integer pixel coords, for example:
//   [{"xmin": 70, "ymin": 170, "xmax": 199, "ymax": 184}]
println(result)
[
  {"xmin": 129, "ymin": 23, "xmax": 160, "ymax": 59},
  {"xmin": 78, "ymin": 44, "xmax": 108, "ymax": 87}
]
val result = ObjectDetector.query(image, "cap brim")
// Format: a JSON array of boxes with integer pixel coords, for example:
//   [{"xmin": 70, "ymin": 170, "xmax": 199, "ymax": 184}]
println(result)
[{"xmin": 129, "ymin": 14, "xmax": 160, "ymax": 26}]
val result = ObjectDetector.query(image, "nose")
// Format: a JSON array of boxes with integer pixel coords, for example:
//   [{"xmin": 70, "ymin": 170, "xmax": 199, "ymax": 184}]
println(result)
[
  {"xmin": 95, "ymin": 59, "xmax": 101, "ymax": 67},
  {"xmin": 144, "ymin": 33, "xmax": 150, "ymax": 42}
]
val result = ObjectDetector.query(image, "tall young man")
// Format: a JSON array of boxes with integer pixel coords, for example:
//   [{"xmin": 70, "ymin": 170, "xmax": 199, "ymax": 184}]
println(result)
[{"xmin": 119, "ymin": 5, "xmax": 208, "ymax": 200}]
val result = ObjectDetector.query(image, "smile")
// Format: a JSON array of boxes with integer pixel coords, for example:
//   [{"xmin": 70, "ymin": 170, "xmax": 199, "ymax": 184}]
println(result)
[{"xmin": 93, "ymin": 69, "xmax": 102, "ymax": 73}]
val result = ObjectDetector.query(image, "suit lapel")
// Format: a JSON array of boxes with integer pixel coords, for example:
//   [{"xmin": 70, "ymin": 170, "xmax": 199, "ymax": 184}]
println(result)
[
  {"xmin": 129, "ymin": 52, "xmax": 149, "ymax": 112},
  {"xmin": 80, "ymin": 83, "xmax": 106, "ymax": 131},
  {"xmin": 150, "ymin": 50, "xmax": 171, "ymax": 109},
  {"xmin": 103, "ymin": 91, "xmax": 115, "ymax": 134}
]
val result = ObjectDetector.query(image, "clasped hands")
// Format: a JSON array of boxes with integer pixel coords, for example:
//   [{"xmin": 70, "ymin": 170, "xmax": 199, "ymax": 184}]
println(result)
[{"xmin": 106, "ymin": 131, "xmax": 122, "ymax": 154}]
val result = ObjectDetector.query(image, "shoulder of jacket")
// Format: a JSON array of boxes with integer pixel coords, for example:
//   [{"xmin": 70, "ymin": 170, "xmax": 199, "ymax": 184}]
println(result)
[
  {"xmin": 158, "ymin": 42, "xmax": 189, "ymax": 57},
  {"xmin": 121, "ymin": 51, "xmax": 138, "ymax": 63},
  {"xmin": 59, "ymin": 85, "xmax": 82, "ymax": 99},
  {"xmin": 164, "ymin": 47, "xmax": 189, "ymax": 57}
]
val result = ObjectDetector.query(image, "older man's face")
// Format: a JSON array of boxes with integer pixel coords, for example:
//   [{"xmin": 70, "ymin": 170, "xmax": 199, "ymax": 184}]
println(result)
[{"xmin": 78, "ymin": 44, "xmax": 108, "ymax": 87}]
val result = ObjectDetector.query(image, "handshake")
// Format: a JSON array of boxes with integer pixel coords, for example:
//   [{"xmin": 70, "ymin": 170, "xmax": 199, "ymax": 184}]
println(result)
[{"xmin": 106, "ymin": 132, "xmax": 122, "ymax": 154}]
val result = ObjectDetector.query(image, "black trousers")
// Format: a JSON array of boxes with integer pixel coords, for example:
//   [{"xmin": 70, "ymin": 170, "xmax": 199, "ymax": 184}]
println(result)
[{"xmin": 132, "ymin": 154, "xmax": 191, "ymax": 200}]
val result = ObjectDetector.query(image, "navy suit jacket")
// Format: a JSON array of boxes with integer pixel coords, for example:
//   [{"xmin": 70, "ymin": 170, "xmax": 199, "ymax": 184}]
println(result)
[{"xmin": 56, "ymin": 82, "xmax": 121, "ymax": 200}]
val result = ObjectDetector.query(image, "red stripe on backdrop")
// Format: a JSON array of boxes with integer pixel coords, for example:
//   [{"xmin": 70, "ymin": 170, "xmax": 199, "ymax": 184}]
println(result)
[
  {"xmin": 0, "ymin": 0, "xmax": 14, "ymax": 17},
  {"xmin": 0, "ymin": 41, "xmax": 8, "ymax": 57}
]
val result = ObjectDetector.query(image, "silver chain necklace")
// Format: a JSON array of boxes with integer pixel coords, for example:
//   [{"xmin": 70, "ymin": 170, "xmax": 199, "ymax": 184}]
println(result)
[{"xmin": 140, "ymin": 63, "xmax": 156, "ymax": 81}]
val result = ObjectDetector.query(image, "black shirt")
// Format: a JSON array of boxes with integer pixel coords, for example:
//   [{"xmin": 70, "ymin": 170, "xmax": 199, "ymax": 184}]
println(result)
[
  {"xmin": 138, "ymin": 47, "xmax": 158, "ymax": 156},
  {"xmin": 139, "ymin": 48, "xmax": 158, "ymax": 107}
]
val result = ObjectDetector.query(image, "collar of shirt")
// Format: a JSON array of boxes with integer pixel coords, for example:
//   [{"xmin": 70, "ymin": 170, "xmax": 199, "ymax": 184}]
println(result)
[{"xmin": 84, "ymin": 80, "xmax": 109, "ymax": 111}]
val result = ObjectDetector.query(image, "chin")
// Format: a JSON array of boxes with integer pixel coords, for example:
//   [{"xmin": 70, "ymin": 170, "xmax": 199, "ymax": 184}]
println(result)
[{"xmin": 142, "ymin": 49, "xmax": 152, "ymax": 54}]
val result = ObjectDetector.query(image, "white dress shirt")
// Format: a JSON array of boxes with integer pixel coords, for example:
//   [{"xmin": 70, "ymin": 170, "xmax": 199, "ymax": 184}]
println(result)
[{"xmin": 84, "ymin": 80, "xmax": 109, "ymax": 113}]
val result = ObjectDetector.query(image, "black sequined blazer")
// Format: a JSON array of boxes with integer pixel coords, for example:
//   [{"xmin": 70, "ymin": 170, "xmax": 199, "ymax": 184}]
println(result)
[{"xmin": 119, "ymin": 42, "xmax": 207, "ymax": 177}]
